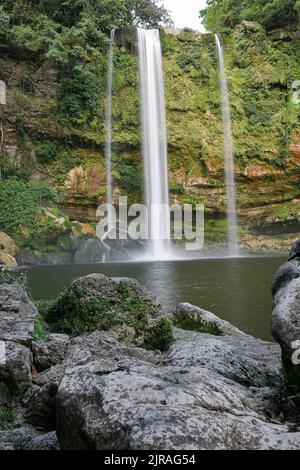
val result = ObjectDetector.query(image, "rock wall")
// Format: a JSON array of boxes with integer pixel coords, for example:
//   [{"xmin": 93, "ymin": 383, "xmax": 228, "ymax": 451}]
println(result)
[{"xmin": 0, "ymin": 24, "xmax": 300, "ymax": 253}]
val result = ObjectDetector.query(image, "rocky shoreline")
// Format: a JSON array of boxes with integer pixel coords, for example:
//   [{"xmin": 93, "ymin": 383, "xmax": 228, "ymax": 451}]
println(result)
[{"xmin": 0, "ymin": 259, "xmax": 299, "ymax": 450}]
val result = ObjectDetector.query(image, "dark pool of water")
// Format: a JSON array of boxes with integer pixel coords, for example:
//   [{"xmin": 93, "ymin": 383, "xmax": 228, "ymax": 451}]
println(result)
[{"xmin": 27, "ymin": 256, "xmax": 285, "ymax": 341}]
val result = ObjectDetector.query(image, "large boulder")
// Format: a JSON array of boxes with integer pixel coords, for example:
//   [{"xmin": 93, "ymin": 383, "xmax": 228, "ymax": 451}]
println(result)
[
  {"xmin": 26, "ymin": 331, "xmax": 157, "ymax": 431},
  {"xmin": 272, "ymin": 254, "xmax": 300, "ymax": 388},
  {"xmin": 0, "ymin": 341, "xmax": 32, "ymax": 397},
  {"xmin": 73, "ymin": 238, "xmax": 106, "ymax": 264},
  {"xmin": 0, "ymin": 283, "xmax": 38, "ymax": 345},
  {"xmin": 44, "ymin": 274, "xmax": 173, "ymax": 350},
  {"xmin": 0, "ymin": 427, "xmax": 59, "ymax": 450},
  {"xmin": 51, "ymin": 329, "xmax": 300, "ymax": 450}
]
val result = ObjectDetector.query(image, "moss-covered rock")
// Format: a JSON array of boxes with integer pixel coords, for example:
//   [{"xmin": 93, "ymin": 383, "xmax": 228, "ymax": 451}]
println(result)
[
  {"xmin": 173, "ymin": 303, "xmax": 245, "ymax": 336},
  {"xmin": 44, "ymin": 273, "xmax": 173, "ymax": 351}
]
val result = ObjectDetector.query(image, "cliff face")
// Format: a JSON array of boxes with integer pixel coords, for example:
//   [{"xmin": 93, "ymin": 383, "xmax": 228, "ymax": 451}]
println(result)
[{"xmin": 0, "ymin": 23, "xmax": 300, "ymax": 253}]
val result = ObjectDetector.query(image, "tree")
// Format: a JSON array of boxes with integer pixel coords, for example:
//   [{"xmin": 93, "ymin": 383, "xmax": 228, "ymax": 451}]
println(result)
[
  {"xmin": 0, "ymin": 0, "xmax": 170, "ymax": 126},
  {"xmin": 200, "ymin": 0, "xmax": 299, "ymax": 32}
]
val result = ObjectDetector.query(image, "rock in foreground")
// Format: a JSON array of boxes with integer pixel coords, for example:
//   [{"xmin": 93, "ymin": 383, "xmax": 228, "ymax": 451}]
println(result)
[
  {"xmin": 272, "ymin": 241, "xmax": 300, "ymax": 388},
  {"xmin": 0, "ymin": 283, "xmax": 38, "ymax": 345},
  {"xmin": 1, "ymin": 272, "xmax": 300, "ymax": 450},
  {"xmin": 53, "ymin": 329, "xmax": 300, "ymax": 450}
]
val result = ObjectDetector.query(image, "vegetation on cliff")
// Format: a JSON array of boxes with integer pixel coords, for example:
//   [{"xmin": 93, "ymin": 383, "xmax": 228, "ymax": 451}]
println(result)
[
  {"xmin": 0, "ymin": 1, "xmax": 299, "ymax": 256},
  {"xmin": 201, "ymin": 0, "xmax": 300, "ymax": 32}
]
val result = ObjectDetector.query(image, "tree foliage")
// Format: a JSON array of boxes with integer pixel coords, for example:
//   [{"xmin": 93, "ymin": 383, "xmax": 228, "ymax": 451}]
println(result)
[
  {"xmin": 0, "ymin": 0, "xmax": 170, "ymax": 125},
  {"xmin": 201, "ymin": 0, "xmax": 300, "ymax": 32}
]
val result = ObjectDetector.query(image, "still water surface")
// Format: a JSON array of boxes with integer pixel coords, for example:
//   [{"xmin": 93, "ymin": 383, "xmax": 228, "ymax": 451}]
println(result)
[{"xmin": 28, "ymin": 256, "xmax": 285, "ymax": 341}]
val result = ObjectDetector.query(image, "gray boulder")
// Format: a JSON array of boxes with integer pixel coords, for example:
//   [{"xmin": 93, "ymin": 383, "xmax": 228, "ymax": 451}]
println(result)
[
  {"xmin": 0, "ymin": 427, "xmax": 59, "ymax": 450},
  {"xmin": 272, "ymin": 271, "xmax": 300, "ymax": 388},
  {"xmin": 0, "ymin": 283, "xmax": 38, "ymax": 345},
  {"xmin": 271, "ymin": 241, "xmax": 300, "ymax": 387},
  {"xmin": 31, "ymin": 328, "xmax": 298, "ymax": 450},
  {"xmin": 31, "ymin": 333, "xmax": 69, "ymax": 372},
  {"xmin": 0, "ymin": 341, "xmax": 32, "ymax": 397},
  {"xmin": 26, "ymin": 331, "xmax": 157, "ymax": 431},
  {"xmin": 73, "ymin": 238, "xmax": 105, "ymax": 264}
]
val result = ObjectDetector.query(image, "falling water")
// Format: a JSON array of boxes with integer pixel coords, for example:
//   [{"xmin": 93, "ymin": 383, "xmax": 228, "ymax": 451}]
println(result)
[
  {"xmin": 137, "ymin": 28, "xmax": 171, "ymax": 259},
  {"xmin": 105, "ymin": 29, "xmax": 115, "ymax": 228},
  {"xmin": 215, "ymin": 34, "xmax": 239, "ymax": 256}
]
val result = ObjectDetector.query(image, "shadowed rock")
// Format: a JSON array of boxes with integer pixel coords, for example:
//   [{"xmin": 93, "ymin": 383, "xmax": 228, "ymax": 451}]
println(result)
[{"xmin": 272, "ymin": 240, "xmax": 300, "ymax": 387}]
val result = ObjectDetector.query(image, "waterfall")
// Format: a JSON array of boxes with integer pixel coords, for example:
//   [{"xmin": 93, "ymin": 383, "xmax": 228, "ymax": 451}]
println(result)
[
  {"xmin": 215, "ymin": 34, "xmax": 239, "ymax": 256},
  {"xmin": 105, "ymin": 29, "xmax": 115, "ymax": 228},
  {"xmin": 137, "ymin": 28, "xmax": 171, "ymax": 259}
]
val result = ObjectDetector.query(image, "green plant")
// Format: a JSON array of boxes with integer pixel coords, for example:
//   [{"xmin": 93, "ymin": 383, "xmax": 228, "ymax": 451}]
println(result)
[
  {"xmin": 45, "ymin": 281, "xmax": 172, "ymax": 351},
  {"xmin": 0, "ymin": 179, "xmax": 57, "ymax": 236},
  {"xmin": 0, "ymin": 267, "xmax": 29, "ymax": 291},
  {"xmin": 0, "ymin": 405, "xmax": 13, "ymax": 430},
  {"xmin": 33, "ymin": 313, "xmax": 49, "ymax": 341},
  {"xmin": 35, "ymin": 141, "xmax": 59, "ymax": 164},
  {"xmin": 144, "ymin": 318, "xmax": 174, "ymax": 352}
]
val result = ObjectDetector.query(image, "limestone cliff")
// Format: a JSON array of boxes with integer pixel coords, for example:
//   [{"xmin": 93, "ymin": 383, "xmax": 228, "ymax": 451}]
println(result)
[{"xmin": 0, "ymin": 23, "xmax": 300, "ymax": 254}]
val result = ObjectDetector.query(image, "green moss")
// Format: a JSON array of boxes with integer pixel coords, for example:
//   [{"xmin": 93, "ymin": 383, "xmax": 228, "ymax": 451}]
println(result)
[
  {"xmin": 33, "ymin": 312, "xmax": 48, "ymax": 341},
  {"xmin": 173, "ymin": 315, "xmax": 222, "ymax": 336},
  {"xmin": 0, "ymin": 405, "xmax": 13, "ymax": 430},
  {"xmin": 204, "ymin": 219, "xmax": 228, "ymax": 242},
  {"xmin": 144, "ymin": 318, "xmax": 174, "ymax": 352},
  {"xmin": 44, "ymin": 281, "xmax": 172, "ymax": 352},
  {"xmin": 274, "ymin": 203, "xmax": 300, "ymax": 221}
]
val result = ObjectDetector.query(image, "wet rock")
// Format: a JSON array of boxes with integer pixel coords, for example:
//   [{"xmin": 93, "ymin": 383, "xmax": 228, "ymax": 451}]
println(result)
[
  {"xmin": 17, "ymin": 248, "xmax": 73, "ymax": 266},
  {"xmin": 73, "ymin": 238, "xmax": 105, "ymax": 263},
  {"xmin": 173, "ymin": 303, "xmax": 245, "ymax": 336},
  {"xmin": 31, "ymin": 334, "xmax": 70, "ymax": 372},
  {"xmin": 0, "ymin": 283, "xmax": 38, "ymax": 345}
]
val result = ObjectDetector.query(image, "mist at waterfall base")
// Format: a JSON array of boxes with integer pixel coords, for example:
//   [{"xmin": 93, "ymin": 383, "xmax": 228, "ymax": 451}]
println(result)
[{"xmin": 103, "ymin": 29, "xmax": 240, "ymax": 262}]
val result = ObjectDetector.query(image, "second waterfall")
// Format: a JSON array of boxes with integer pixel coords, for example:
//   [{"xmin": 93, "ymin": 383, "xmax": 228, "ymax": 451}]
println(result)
[
  {"xmin": 137, "ymin": 28, "xmax": 171, "ymax": 259},
  {"xmin": 215, "ymin": 34, "xmax": 239, "ymax": 256}
]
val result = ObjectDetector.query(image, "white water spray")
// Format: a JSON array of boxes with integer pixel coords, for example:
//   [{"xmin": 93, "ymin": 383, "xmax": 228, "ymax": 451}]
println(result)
[
  {"xmin": 137, "ymin": 28, "xmax": 171, "ymax": 259},
  {"xmin": 215, "ymin": 34, "xmax": 239, "ymax": 256}
]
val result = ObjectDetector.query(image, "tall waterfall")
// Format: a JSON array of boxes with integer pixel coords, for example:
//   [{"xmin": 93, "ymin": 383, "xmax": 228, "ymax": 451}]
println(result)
[
  {"xmin": 137, "ymin": 28, "xmax": 171, "ymax": 259},
  {"xmin": 105, "ymin": 29, "xmax": 115, "ymax": 227},
  {"xmin": 215, "ymin": 34, "xmax": 239, "ymax": 256}
]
